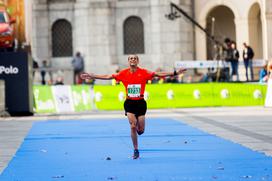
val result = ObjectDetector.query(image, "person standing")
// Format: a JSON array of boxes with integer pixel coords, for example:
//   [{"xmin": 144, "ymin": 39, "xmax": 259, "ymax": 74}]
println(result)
[
  {"xmin": 72, "ymin": 52, "xmax": 85, "ymax": 84},
  {"xmin": 222, "ymin": 38, "xmax": 232, "ymax": 82},
  {"xmin": 40, "ymin": 60, "xmax": 48, "ymax": 85},
  {"xmin": 242, "ymin": 43, "xmax": 254, "ymax": 81},
  {"xmin": 259, "ymin": 62, "xmax": 268, "ymax": 83},
  {"xmin": 80, "ymin": 54, "xmax": 186, "ymax": 159},
  {"xmin": 268, "ymin": 59, "xmax": 272, "ymax": 79},
  {"xmin": 230, "ymin": 42, "xmax": 239, "ymax": 81},
  {"xmin": 32, "ymin": 59, "xmax": 39, "ymax": 79}
]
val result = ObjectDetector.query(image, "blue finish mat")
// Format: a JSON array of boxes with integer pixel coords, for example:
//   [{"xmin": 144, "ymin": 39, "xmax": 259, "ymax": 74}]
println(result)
[{"xmin": 1, "ymin": 118, "xmax": 272, "ymax": 181}]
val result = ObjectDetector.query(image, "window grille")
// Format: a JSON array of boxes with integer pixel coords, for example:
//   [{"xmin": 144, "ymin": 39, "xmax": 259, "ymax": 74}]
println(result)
[
  {"xmin": 123, "ymin": 16, "xmax": 145, "ymax": 54},
  {"xmin": 52, "ymin": 19, "xmax": 73, "ymax": 57}
]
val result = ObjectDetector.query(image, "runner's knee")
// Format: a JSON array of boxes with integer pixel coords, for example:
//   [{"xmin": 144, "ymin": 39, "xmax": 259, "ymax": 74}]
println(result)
[{"xmin": 130, "ymin": 123, "xmax": 136, "ymax": 129}]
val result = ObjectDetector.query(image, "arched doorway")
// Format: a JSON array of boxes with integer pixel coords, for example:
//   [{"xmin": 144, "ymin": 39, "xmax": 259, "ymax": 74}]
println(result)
[
  {"xmin": 248, "ymin": 3, "xmax": 263, "ymax": 59},
  {"xmin": 206, "ymin": 6, "xmax": 236, "ymax": 60}
]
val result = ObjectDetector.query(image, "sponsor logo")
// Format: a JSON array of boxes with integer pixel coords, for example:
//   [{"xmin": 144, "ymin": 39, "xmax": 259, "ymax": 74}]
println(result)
[{"xmin": 0, "ymin": 66, "xmax": 19, "ymax": 74}]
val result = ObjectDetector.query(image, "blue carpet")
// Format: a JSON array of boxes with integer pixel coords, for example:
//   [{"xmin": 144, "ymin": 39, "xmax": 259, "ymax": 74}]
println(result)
[{"xmin": 0, "ymin": 118, "xmax": 272, "ymax": 181}]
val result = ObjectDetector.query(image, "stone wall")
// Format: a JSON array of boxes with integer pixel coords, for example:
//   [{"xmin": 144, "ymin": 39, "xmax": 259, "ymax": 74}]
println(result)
[{"xmin": 32, "ymin": 0, "xmax": 194, "ymax": 83}]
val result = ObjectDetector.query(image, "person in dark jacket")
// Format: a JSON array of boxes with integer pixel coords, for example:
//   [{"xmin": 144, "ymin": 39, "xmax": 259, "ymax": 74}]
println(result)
[
  {"xmin": 72, "ymin": 52, "xmax": 85, "ymax": 84},
  {"xmin": 242, "ymin": 43, "xmax": 254, "ymax": 81},
  {"xmin": 40, "ymin": 60, "xmax": 48, "ymax": 85},
  {"xmin": 230, "ymin": 42, "xmax": 239, "ymax": 81}
]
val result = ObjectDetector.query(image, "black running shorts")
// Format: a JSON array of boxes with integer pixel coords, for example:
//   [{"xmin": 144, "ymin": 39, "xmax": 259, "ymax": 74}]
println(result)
[{"xmin": 124, "ymin": 99, "xmax": 147, "ymax": 117}]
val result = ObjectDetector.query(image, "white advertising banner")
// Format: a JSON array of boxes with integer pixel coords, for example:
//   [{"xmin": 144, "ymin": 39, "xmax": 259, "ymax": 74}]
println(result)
[
  {"xmin": 51, "ymin": 85, "xmax": 74, "ymax": 113},
  {"xmin": 175, "ymin": 59, "xmax": 264, "ymax": 69},
  {"xmin": 265, "ymin": 78, "xmax": 272, "ymax": 107},
  {"xmin": 175, "ymin": 60, "xmax": 230, "ymax": 69}
]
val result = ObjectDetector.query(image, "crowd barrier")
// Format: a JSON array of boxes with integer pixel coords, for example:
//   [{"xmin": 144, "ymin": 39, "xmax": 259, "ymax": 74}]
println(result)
[{"xmin": 33, "ymin": 83, "xmax": 269, "ymax": 113}]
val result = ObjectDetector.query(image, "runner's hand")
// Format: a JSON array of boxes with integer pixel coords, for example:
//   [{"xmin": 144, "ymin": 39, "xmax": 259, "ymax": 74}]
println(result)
[
  {"xmin": 80, "ymin": 72, "xmax": 93, "ymax": 80},
  {"xmin": 177, "ymin": 68, "xmax": 187, "ymax": 74}
]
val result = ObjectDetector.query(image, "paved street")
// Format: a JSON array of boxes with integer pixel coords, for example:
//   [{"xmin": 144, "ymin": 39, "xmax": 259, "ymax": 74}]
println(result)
[{"xmin": 0, "ymin": 106, "xmax": 272, "ymax": 176}]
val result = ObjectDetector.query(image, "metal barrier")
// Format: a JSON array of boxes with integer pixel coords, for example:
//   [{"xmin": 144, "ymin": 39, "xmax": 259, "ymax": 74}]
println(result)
[
  {"xmin": 33, "ymin": 67, "xmax": 74, "ymax": 85},
  {"xmin": 175, "ymin": 59, "xmax": 266, "ymax": 82}
]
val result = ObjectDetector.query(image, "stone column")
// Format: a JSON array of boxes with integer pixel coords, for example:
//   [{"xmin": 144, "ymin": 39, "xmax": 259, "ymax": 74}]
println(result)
[
  {"xmin": 88, "ymin": 0, "xmax": 117, "ymax": 77},
  {"xmin": 149, "ymin": 0, "xmax": 162, "ymax": 67},
  {"xmin": 195, "ymin": 20, "xmax": 206, "ymax": 60},
  {"xmin": 264, "ymin": 13, "xmax": 272, "ymax": 60},
  {"xmin": 234, "ymin": 18, "xmax": 250, "ymax": 52},
  {"xmin": 248, "ymin": 18, "xmax": 263, "ymax": 59},
  {"xmin": 234, "ymin": 18, "xmax": 250, "ymax": 81},
  {"xmin": 32, "ymin": 0, "xmax": 50, "ymax": 64},
  {"xmin": 151, "ymin": 0, "xmax": 194, "ymax": 71},
  {"xmin": 74, "ymin": 0, "xmax": 91, "ymax": 72}
]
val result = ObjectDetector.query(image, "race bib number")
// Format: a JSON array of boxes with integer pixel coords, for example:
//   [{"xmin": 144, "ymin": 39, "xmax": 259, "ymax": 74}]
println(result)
[{"xmin": 127, "ymin": 84, "xmax": 141, "ymax": 98}]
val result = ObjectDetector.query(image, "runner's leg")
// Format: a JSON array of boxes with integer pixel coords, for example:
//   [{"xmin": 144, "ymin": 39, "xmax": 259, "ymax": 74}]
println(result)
[
  {"xmin": 137, "ymin": 115, "xmax": 145, "ymax": 135},
  {"xmin": 127, "ymin": 113, "xmax": 138, "ymax": 150}
]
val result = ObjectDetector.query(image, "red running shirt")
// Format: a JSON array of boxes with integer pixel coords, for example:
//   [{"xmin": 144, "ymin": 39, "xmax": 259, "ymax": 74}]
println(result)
[{"xmin": 112, "ymin": 67, "xmax": 155, "ymax": 100}]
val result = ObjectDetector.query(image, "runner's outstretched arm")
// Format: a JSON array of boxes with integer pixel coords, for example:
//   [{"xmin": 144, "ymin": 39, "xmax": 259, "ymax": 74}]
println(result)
[
  {"xmin": 80, "ymin": 72, "xmax": 113, "ymax": 80},
  {"xmin": 154, "ymin": 68, "xmax": 187, "ymax": 77}
]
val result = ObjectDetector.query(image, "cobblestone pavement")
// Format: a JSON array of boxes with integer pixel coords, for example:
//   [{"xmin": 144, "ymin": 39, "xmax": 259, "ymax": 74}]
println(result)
[{"xmin": 0, "ymin": 106, "xmax": 272, "ymax": 173}]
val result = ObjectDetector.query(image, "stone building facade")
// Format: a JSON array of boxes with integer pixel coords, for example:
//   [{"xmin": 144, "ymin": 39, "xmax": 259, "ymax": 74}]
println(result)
[
  {"xmin": 29, "ymin": 0, "xmax": 272, "ymax": 81},
  {"xmin": 195, "ymin": 0, "xmax": 272, "ymax": 61},
  {"xmin": 31, "ymin": 0, "xmax": 194, "ymax": 77}
]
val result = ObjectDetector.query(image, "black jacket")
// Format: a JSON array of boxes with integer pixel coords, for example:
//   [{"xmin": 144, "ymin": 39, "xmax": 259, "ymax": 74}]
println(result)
[{"xmin": 243, "ymin": 46, "xmax": 254, "ymax": 60}]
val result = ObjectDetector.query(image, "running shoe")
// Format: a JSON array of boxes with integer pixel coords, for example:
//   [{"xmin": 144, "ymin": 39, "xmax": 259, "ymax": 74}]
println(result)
[{"xmin": 133, "ymin": 149, "xmax": 139, "ymax": 159}]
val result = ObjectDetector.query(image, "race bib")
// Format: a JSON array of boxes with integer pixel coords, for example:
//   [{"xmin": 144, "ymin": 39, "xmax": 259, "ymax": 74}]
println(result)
[{"xmin": 127, "ymin": 84, "xmax": 141, "ymax": 98}]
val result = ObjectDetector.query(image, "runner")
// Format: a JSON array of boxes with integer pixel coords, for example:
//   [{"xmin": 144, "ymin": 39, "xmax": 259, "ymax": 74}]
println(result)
[{"xmin": 80, "ymin": 54, "xmax": 186, "ymax": 159}]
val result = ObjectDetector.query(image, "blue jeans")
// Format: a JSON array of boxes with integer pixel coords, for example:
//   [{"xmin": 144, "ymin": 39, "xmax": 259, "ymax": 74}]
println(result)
[
  {"xmin": 230, "ymin": 60, "xmax": 239, "ymax": 81},
  {"xmin": 244, "ymin": 59, "xmax": 254, "ymax": 81}
]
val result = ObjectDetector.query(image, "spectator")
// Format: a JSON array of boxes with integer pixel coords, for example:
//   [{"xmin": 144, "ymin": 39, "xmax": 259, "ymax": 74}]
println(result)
[
  {"xmin": 230, "ymin": 42, "xmax": 239, "ymax": 81},
  {"xmin": 165, "ymin": 74, "xmax": 178, "ymax": 83},
  {"xmin": 259, "ymin": 62, "xmax": 268, "ymax": 83},
  {"xmin": 84, "ymin": 78, "xmax": 95, "ymax": 85},
  {"xmin": 72, "ymin": 52, "xmax": 85, "ymax": 84},
  {"xmin": 223, "ymin": 38, "xmax": 232, "ymax": 82},
  {"xmin": 32, "ymin": 59, "xmax": 39, "ymax": 78},
  {"xmin": 40, "ymin": 60, "xmax": 48, "ymax": 85},
  {"xmin": 197, "ymin": 72, "xmax": 209, "ymax": 82},
  {"xmin": 224, "ymin": 39, "xmax": 232, "ymax": 63},
  {"xmin": 268, "ymin": 59, "xmax": 272, "ymax": 79},
  {"xmin": 242, "ymin": 42, "xmax": 254, "ymax": 81},
  {"xmin": 55, "ymin": 76, "xmax": 64, "ymax": 85}
]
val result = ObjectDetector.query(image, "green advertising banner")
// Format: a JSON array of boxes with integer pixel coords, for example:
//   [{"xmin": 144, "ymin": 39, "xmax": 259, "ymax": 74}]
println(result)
[
  {"xmin": 34, "ymin": 85, "xmax": 93, "ymax": 113},
  {"xmin": 93, "ymin": 83, "xmax": 267, "ymax": 110},
  {"xmin": 94, "ymin": 85, "xmax": 124, "ymax": 110},
  {"xmin": 33, "ymin": 86, "xmax": 56, "ymax": 113},
  {"xmin": 71, "ymin": 85, "xmax": 92, "ymax": 112},
  {"xmin": 33, "ymin": 83, "xmax": 267, "ymax": 113}
]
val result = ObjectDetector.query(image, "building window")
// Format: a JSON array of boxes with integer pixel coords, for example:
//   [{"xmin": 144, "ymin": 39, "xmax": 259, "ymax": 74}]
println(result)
[
  {"xmin": 52, "ymin": 19, "xmax": 73, "ymax": 57},
  {"xmin": 123, "ymin": 16, "xmax": 145, "ymax": 54}
]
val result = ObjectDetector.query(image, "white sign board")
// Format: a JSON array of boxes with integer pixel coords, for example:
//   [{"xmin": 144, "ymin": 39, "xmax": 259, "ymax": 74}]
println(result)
[
  {"xmin": 175, "ymin": 60, "xmax": 230, "ymax": 69},
  {"xmin": 51, "ymin": 86, "xmax": 74, "ymax": 113},
  {"xmin": 175, "ymin": 59, "xmax": 264, "ymax": 69}
]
